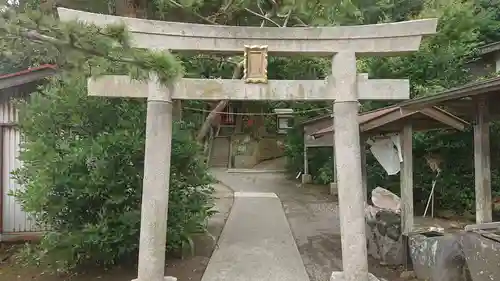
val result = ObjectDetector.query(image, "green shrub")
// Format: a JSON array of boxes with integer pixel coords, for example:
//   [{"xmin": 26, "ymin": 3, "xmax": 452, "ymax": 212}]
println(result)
[
  {"xmin": 12, "ymin": 73, "xmax": 215, "ymax": 272},
  {"xmin": 283, "ymin": 126, "xmax": 334, "ymax": 184}
]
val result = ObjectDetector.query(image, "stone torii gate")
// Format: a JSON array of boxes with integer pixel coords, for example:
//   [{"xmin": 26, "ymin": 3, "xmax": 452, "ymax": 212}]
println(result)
[{"xmin": 57, "ymin": 8, "xmax": 437, "ymax": 281}]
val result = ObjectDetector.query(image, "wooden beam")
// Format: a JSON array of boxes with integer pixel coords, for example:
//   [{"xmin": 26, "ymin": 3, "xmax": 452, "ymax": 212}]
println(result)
[
  {"xmin": 419, "ymin": 107, "xmax": 468, "ymax": 131},
  {"xmin": 401, "ymin": 76, "xmax": 500, "ymax": 111},
  {"xmin": 474, "ymin": 97, "xmax": 492, "ymax": 223},
  {"xmin": 360, "ymin": 110, "xmax": 414, "ymax": 132},
  {"xmin": 360, "ymin": 137, "xmax": 368, "ymax": 202},
  {"xmin": 87, "ymin": 76, "xmax": 410, "ymax": 101},
  {"xmin": 303, "ymin": 135, "xmax": 309, "ymax": 175},
  {"xmin": 400, "ymin": 124, "xmax": 413, "ymax": 235}
]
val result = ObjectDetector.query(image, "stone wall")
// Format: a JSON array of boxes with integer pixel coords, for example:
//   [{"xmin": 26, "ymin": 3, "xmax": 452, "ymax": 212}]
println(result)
[{"xmin": 231, "ymin": 134, "xmax": 285, "ymax": 168}]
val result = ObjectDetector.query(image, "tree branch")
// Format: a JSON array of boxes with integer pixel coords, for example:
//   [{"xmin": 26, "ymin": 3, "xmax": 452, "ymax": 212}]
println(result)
[
  {"xmin": 168, "ymin": 0, "xmax": 219, "ymax": 25},
  {"xmin": 244, "ymin": 8, "xmax": 280, "ymax": 27},
  {"xmin": 195, "ymin": 59, "xmax": 244, "ymax": 143},
  {"xmin": 20, "ymin": 29, "xmax": 139, "ymax": 64},
  {"xmin": 293, "ymin": 16, "xmax": 308, "ymax": 27},
  {"xmin": 282, "ymin": 9, "xmax": 292, "ymax": 27},
  {"xmin": 196, "ymin": 55, "xmax": 239, "ymax": 66}
]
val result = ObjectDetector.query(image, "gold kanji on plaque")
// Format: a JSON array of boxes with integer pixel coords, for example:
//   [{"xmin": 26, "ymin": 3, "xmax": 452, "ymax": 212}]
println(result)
[{"xmin": 243, "ymin": 45, "xmax": 268, "ymax": 84}]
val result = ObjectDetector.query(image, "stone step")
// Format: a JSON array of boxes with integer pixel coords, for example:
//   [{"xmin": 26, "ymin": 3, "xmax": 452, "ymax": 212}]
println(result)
[{"xmin": 209, "ymin": 137, "xmax": 230, "ymax": 167}]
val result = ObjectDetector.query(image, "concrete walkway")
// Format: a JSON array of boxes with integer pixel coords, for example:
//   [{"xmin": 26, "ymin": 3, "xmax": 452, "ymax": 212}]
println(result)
[
  {"xmin": 207, "ymin": 169, "xmax": 402, "ymax": 281},
  {"xmin": 201, "ymin": 191, "xmax": 310, "ymax": 281}
]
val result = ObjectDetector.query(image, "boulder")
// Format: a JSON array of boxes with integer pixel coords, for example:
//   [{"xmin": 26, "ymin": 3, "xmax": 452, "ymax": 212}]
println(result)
[
  {"xmin": 365, "ymin": 187, "xmax": 404, "ymax": 265},
  {"xmin": 409, "ymin": 233, "xmax": 471, "ymax": 281},
  {"xmin": 371, "ymin": 187, "xmax": 401, "ymax": 213}
]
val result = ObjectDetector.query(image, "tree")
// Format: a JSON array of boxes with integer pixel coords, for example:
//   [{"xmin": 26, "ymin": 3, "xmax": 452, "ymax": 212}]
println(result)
[
  {"xmin": 13, "ymin": 73, "xmax": 215, "ymax": 271},
  {"xmin": 1, "ymin": 6, "xmax": 215, "ymax": 272}
]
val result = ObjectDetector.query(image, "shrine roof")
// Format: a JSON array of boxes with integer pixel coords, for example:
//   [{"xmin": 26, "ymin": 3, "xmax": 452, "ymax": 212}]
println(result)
[
  {"xmin": 310, "ymin": 105, "xmax": 468, "ymax": 139},
  {"xmin": 399, "ymin": 76, "xmax": 500, "ymax": 121},
  {"xmin": 478, "ymin": 41, "xmax": 500, "ymax": 56},
  {"xmin": 0, "ymin": 65, "xmax": 57, "ymax": 90}
]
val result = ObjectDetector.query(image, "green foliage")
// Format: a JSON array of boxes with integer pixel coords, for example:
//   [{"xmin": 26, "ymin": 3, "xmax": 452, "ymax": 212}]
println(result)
[
  {"xmin": 5, "ymin": 0, "xmax": 500, "ymax": 268},
  {"xmin": 365, "ymin": 0, "xmax": 482, "ymax": 96},
  {"xmin": 360, "ymin": 0, "xmax": 500, "ymax": 213},
  {"xmin": 0, "ymin": 9, "xmax": 183, "ymax": 84},
  {"xmin": 11, "ymin": 72, "xmax": 214, "ymax": 272},
  {"xmin": 283, "ymin": 127, "xmax": 334, "ymax": 184},
  {"xmin": 283, "ymin": 0, "xmax": 500, "ymax": 216}
]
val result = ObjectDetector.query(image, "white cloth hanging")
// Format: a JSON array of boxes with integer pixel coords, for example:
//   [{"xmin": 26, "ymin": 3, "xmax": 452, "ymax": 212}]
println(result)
[
  {"xmin": 368, "ymin": 135, "xmax": 401, "ymax": 175},
  {"xmin": 390, "ymin": 134, "xmax": 403, "ymax": 162}
]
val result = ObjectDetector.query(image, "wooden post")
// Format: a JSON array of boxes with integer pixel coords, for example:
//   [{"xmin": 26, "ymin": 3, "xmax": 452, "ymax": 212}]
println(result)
[
  {"xmin": 332, "ymin": 139, "xmax": 337, "ymax": 183},
  {"xmin": 360, "ymin": 137, "xmax": 368, "ymax": 202},
  {"xmin": 474, "ymin": 97, "xmax": 492, "ymax": 223},
  {"xmin": 301, "ymin": 136, "xmax": 312, "ymax": 184},
  {"xmin": 400, "ymin": 124, "xmax": 414, "ymax": 235},
  {"xmin": 304, "ymin": 145, "xmax": 309, "ymax": 175}
]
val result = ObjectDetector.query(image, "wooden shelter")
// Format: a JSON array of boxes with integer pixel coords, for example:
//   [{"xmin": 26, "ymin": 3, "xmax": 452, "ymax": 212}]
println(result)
[
  {"xmin": 302, "ymin": 105, "xmax": 469, "ymax": 234},
  {"xmin": 0, "ymin": 65, "xmax": 57, "ymax": 241},
  {"xmin": 401, "ymin": 76, "xmax": 500, "ymax": 224}
]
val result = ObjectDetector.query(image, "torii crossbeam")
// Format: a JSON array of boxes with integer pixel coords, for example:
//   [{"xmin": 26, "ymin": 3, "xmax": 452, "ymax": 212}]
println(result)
[{"xmin": 58, "ymin": 7, "xmax": 437, "ymax": 281}]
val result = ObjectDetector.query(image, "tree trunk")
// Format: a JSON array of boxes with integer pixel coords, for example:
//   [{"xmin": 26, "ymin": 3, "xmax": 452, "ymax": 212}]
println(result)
[
  {"xmin": 196, "ymin": 100, "xmax": 229, "ymax": 141},
  {"xmin": 195, "ymin": 60, "xmax": 244, "ymax": 142}
]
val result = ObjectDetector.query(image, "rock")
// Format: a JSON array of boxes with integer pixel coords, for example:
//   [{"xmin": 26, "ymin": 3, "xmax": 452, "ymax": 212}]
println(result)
[
  {"xmin": 365, "ymin": 193, "xmax": 404, "ymax": 265},
  {"xmin": 366, "ymin": 216, "xmax": 405, "ymax": 265},
  {"xmin": 409, "ymin": 233, "xmax": 470, "ymax": 281},
  {"xmin": 461, "ymin": 232, "xmax": 499, "ymax": 281},
  {"xmin": 375, "ymin": 210, "xmax": 401, "ymax": 240},
  {"xmin": 371, "ymin": 187, "xmax": 401, "ymax": 213}
]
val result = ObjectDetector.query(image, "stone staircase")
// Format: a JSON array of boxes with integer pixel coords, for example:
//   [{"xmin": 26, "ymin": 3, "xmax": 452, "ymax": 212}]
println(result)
[{"xmin": 209, "ymin": 137, "xmax": 230, "ymax": 168}]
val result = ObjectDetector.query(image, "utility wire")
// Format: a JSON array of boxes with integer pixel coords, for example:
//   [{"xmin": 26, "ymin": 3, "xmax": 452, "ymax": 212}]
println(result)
[{"xmin": 182, "ymin": 106, "xmax": 331, "ymax": 116}]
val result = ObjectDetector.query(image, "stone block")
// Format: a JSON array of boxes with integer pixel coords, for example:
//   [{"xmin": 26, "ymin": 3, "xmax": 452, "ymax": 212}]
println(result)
[
  {"xmin": 461, "ymin": 231, "xmax": 500, "ymax": 281},
  {"xmin": 464, "ymin": 221, "xmax": 500, "ymax": 232},
  {"xmin": 301, "ymin": 174, "xmax": 312, "ymax": 184},
  {"xmin": 409, "ymin": 233, "xmax": 469, "ymax": 281},
  {"xmin": 330, "ymin": 271, "xmax": 381, "ymax": 281},
  {"xmin": 330, "ymin": 182, "xmax": 338, "ymax": 195}
]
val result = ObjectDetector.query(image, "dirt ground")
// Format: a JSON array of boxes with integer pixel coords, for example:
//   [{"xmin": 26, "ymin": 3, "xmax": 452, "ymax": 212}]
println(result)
[
  {"xmin": 211, "ymin": 169, "xmax": 413, "ymax": 281},
  {"xmin": 0, "ymin": 246, "xmax": 208, "ymax": 281},
  {"xmin": 1, "ymin": 168, "xmax": 460, "ymax": 281},
  {"xmin": 0, "ymin": 183, "xmax": 234, "ymax": 281}
]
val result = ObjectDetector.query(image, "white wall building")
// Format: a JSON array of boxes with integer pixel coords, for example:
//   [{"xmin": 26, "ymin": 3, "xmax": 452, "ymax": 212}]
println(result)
[{"xmin": 0, "ymin": 65, "xmax": 57, "ymax": 241}]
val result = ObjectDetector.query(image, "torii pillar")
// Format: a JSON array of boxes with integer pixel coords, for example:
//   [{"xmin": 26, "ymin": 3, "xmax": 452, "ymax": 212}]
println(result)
[
  {"xmin": 330, "ymin": 52, "xmax": 369, "ymax": 280},
  {"xmin": 57, "ymin": 7, "xmax": 438, "ymax": 281}
]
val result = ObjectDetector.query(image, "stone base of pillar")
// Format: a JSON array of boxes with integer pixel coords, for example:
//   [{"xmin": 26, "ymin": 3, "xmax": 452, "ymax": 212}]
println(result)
[
  {"xmin": 301, "ymin": 174, "xmax": 312, "ymax": 184},
  {"xmin": 330, "ymin": 182, "xmax": 338, "ymax": 195},
  {"xmin": 330, "ymin": 272, "xmax": 381, "ymax": 281},
  {"xmin": 132, "ymin": 277, "xmax": 177, "ymax": 281}
]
